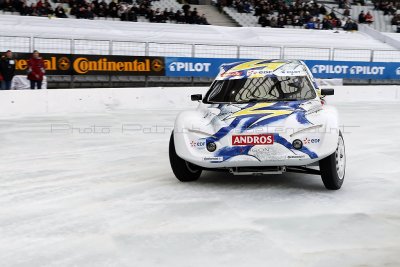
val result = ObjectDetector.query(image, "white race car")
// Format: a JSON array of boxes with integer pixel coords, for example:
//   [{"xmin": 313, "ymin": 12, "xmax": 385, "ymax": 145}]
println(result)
[{"xmin": 169, "ymin": 59, "xmax": 346, "ymax": 190}]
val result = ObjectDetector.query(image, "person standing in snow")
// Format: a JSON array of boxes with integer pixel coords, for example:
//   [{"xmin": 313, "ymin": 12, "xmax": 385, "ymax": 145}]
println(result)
[
  {"xmin": 0, "ymin": 50, "xmax": 16, "ymax": 90},
  {"xmin": 27, "ymin": 50, "xmax": 45, "ymax": 90}
]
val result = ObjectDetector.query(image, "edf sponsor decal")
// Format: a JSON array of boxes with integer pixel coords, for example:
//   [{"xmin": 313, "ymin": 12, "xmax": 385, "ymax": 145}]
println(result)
[
  {"xmin": 303, "ymin": 138, "xmax": 320, "ymax": 144},
  {"xmin": 190, "ymin": 140, "xmax": 206, "ymax": 149}
]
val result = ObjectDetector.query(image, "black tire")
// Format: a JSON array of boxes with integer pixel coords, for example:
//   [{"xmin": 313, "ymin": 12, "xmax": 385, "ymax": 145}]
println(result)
[
  {"xmin": 169, "ymin": 132, "xmax": 202, "ymax": 182},
  {"xmin": 319, "ymin": 131, "xmax": 346, "ymax": 190}
]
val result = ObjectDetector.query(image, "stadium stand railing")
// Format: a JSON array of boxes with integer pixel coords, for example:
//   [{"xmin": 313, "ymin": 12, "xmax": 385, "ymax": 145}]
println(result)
[
  {"xmin": 1, "ymin": 34, "xmax": 399, "ymax": 88},
  {"xmin": 2, "ymin": 35, "xmax": 399, "ymax": 61}
]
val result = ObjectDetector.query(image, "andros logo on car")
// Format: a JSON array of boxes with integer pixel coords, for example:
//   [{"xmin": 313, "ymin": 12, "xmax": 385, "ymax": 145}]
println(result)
[{"xmin": 232, "ymin": 134, "xmax": 274, "ymax": 146}]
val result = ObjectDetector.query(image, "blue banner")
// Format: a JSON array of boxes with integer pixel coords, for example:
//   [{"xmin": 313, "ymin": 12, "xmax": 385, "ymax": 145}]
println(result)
[
  {"xmin": 165, "ymin": 57, "xmax": 400, "ymax": 80},
  {"xmin": 304, "ymin": 60, "xmax": 400, "ymax": 80}
]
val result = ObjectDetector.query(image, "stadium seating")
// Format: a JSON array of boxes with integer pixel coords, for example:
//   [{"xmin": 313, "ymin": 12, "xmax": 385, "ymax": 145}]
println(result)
[
  {"xmin": 324, "ymin": 2, "xmax": 399, "ymax": 33},
  {"xmin": 223, "ymin": 7, "xmax": 259, "ymax": 27},
  {"xmin": 221, "ymin": 0, "xmax": 398, "ymax": 33},
  {"xmin": 0, "ymin": 0, "xmax": 187, "ymax": 24}
]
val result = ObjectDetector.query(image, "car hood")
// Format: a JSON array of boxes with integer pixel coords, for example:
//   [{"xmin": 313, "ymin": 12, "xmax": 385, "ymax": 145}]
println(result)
[{"xmin": 198, "ymin": 99, "xmax": 322, "ymax": 141}]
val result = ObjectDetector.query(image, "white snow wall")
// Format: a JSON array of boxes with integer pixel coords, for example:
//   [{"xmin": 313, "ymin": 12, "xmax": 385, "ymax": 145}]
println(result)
[
  {"xmin": 0, "ymin": 86, "xmax": 400, "ymax": 116},
  {"xmin": 359, "ymin": 24, "xmax": 400, "ymax": 50}
]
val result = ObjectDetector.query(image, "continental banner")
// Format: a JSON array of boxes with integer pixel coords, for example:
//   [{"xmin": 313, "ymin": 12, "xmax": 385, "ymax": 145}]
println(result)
[
  {"xmin": 14, "ymin": 53, "xmax": 72, "ymax": 76},
  {"xmin": 13, "ymin": 53, "xmax": 165, "ymax": 76},
  {"xmin": 71, "ymin": 55, "xmax": 164, "ymax": 75}
]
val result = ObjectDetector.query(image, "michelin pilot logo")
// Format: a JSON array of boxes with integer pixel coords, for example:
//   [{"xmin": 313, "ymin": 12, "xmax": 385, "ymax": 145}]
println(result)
[
  {"xmin": 311, "ymin": 65, "xmax": 349, "ymax": 74},
  {"xmin": 169, "ymin": 62, "xmax": 211, "ymax": 72},
  {"xmin": 311, "ymin": 64, "xmax": 385, "ymax": 75},
  {"xmin": 349, "ymin": 66, "xmax": 385, "ymax": 75}
]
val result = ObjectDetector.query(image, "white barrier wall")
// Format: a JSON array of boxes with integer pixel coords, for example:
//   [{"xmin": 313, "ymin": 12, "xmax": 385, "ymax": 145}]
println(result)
[
  {"xmin": 0, "ymin": 87, "xmax": 207, "ymax": 116},
  {"xmin": 0, "ymin": 86, "xmax": 399, "ymax": 116},
  {"xmin": 11, "ymin": 76, "xmax": 48, "ymax": 90}
]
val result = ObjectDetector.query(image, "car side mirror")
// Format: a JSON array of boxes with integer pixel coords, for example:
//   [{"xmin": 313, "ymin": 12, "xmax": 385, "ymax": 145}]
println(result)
[
  {"xmin": 320, "ymin": 89, "xmax": 334, "ymax": 96},
  {"xmin": 191, "ymin": 94, "xmax": 203, "ymax": 101}
]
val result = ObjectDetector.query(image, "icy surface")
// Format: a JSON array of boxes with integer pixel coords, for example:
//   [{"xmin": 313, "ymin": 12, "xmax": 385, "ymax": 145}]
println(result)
[{"xmin": 1, "ymin": 101, "xmax": 400, "ymax": 266}]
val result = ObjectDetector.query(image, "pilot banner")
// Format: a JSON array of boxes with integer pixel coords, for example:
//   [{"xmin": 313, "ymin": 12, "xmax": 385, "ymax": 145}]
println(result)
[
  {"xmin": 165, "ymin": 57, "xmax": 400, "ymax": 80},
  {"xmin": 304, "ymin": 60, "xmax": 400, "ymax": 80},
  {"xmin": 13, "ymin": 53, "xmax": 165, "ymax": 76}
]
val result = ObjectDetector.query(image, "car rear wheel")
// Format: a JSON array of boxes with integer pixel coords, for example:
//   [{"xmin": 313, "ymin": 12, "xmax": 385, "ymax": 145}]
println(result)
[
  {"xmin": 169, "ymin": 132, "xmax": 202, "ymax": 182},
  {"xmin": 319, "ymin": 131, "xmax": 346, "ymax": 190}
]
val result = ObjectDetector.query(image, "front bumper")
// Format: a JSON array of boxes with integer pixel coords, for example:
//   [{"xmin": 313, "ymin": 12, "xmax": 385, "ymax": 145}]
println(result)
[{"xmin": 174, "ymin": 131, "xmax": 337, "ymax": 169}]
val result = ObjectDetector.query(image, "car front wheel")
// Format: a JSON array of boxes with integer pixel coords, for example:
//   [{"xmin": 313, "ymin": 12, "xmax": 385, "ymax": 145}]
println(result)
[
  {"xmin": 319, "ymin": 131, "xmax": 346, "ymax": 190},
  {"xmin": 169, "ymin": 132, "xmax": 202, "ymax": 182}
]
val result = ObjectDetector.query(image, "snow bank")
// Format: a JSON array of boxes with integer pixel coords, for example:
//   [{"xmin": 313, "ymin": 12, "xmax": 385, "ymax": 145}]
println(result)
[
  {"xmin": 0, "ymin": 15, "xmax": 393, "ymax": 50},
  {"xmin": 0, "ymin": 86, "xmax": 399, "ymax": 116},
  {"xmin": 360, "ymin": 25, "xmax": 400, "ymax": 50},
  {"xmin": 0, "ymin": 87, "xmax": 207, "ymax": 116}
]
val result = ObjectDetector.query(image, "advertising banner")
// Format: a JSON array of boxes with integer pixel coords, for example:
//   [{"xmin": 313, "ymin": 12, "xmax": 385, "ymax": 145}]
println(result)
[
  {"xmin": 304, "ymin": 60, "xmax": 400, "ymax": 80},
  {"xmin": 165, "ymin": 57, "xmax": 400, "ymax": 80},
  {"xmin": 9, "ymin": 52, "xmax": 400, "ymax": 80},
  {"xmin": 14, "ymin": 53, "xmax": 72, "ymax": 75},
  {"xmin": 13, "ymin": 53, "xmax": 165, "ymax": 76},
  {"xmin": 71, "ymin": 55, "xmax": 164, "ymax": 76}
]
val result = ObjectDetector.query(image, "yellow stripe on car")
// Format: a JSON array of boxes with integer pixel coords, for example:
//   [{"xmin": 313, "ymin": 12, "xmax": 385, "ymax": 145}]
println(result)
[
  {"xmin": 227, "ymin": 103, "xmax": 293, "ymax": 120},
  {"xmin": 228, "ymin": 60, "xmax": 286, "ymax": 72}
]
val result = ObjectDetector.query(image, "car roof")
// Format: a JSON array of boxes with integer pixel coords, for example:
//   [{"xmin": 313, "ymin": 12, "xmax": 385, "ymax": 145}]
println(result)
[{"xmin": 215, "ymin": 59, "xmax": 309, "ymax": 80}]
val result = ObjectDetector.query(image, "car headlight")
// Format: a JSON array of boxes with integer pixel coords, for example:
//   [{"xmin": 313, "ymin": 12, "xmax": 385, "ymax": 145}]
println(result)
[
  {"xmin": 207, "ymin": 142, "xmax": 217, "ymax": 152},
  {"xmin": 292, "ymin": 139, "xmax": 303, "ymax": 149}
]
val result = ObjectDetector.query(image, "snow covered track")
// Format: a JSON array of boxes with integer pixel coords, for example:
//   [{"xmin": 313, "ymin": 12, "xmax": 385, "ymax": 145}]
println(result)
[
  {"xmin": 1, "ymin": 87, "xmax": 400, "ymax": 266},
  {"xmin": 0, "ymin": 86, "xmax": 400, "ymax": 116}
]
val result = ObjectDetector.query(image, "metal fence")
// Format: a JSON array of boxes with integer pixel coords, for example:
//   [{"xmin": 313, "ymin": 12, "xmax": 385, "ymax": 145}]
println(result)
[{"xmin": 1, "ymin": 35, "xmax": 400, "ymax": 62}]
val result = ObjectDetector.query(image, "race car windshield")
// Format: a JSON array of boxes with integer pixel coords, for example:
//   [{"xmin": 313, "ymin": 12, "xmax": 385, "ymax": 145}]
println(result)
[{"xmin": 206, "ymin": 76, "xmax": 317, "ymax": 103}]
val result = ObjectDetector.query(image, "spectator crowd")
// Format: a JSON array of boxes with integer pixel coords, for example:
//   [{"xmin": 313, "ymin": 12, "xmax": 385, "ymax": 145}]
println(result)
[
  {"xmin": 0, "ymin": 0, "xmax": 58, "ymax": 16},
  {"xmin": 373, "ymin": 1, "xmax": 399, "ymax": 15},
  {"xmin": 68, "ymin": 0, "xmax": 209, "ymax": 24},
  {"xmin": 339, "ymin": 0, "xmax": 400, "ymax": 33},
  {"xmin": 0, "ymin": 0, "xmax": 209, "ymax": 24},
  {"xmin": 371, "ymin": 1, "xmax": 400, "ymax": 32},
  {"xmin": 218, "ymin": 0, "xmax": 359, "ymax": 31}
]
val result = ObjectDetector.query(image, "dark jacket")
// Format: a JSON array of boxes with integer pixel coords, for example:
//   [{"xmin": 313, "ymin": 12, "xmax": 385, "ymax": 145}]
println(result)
[
  {"xmin": 0, "ymin": 55, "xmax": 16, "ymax": 81},
  {"xmin": 28, "ymin": 57, "xmax": 45, "ymax": 81}
]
